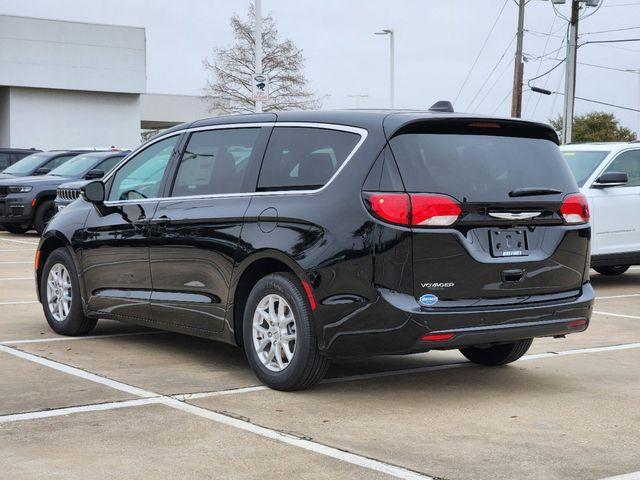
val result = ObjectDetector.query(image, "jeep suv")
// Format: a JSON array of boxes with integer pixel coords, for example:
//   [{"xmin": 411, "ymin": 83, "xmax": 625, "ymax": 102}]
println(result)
[
  {"xmin": 0, "ymin": 151, "xmax": 127, "ymax": 234},
  {"xmin": 35, "ymin": 109, "xmax": 594, "ymax": 390},
  {"xmin": 561, "ymin": 142, "xmax": 640, "ymax": 275},
  {"xmin": 0, "ymin": 148, "xmax": 41, "ymax": 172}
]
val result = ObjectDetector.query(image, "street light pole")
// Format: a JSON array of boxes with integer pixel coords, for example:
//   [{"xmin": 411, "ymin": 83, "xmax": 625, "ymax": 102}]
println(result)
[
  {"xmin": 375, "ymin": 29, "xmax": 395, "ymax": 108},
  {"xmin": 254, "ymin": 0, "xmax": 263, "ymax": 113}
]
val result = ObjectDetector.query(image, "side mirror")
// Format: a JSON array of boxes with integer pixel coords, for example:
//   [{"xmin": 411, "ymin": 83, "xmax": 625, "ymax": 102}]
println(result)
[
  {"xmin": 85, "ymin": 169, "xmax": 104, "ymax": 180},
  {"xmin": 81, "ymin": 181, "xmax": 105, "ymax": 204},
  {"xmin": 593, "ymin": 171, "xmax": 628, "ymax": 188},
  {"xmin": 35, "ymin": 167, "xmax": 50, "ymax": 175}
]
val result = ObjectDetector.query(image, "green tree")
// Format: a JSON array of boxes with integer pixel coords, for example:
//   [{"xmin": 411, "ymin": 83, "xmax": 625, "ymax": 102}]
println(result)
[{"xmin": 550, "ymin": 111, "xmax": 636, "ymax": 143}]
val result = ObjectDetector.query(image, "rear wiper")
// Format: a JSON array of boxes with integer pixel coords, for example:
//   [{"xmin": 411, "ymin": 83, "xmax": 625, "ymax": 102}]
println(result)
[{"xmin": 509, "ymin": 187, "xmax": 562, "ymax": 198}]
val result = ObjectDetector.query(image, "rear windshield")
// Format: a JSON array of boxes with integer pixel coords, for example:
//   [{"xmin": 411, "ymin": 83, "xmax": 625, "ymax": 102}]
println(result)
[
  {"xmin": 389, "ymin": 133, "xmax": 577, "ymax": 201},
  {"xmin": 562, "ymin": 150, "xmax": 610, "ymax": 187},
  {"xmin": 3, "ymin": 153, "xmax": 50, "ymax": 175}
]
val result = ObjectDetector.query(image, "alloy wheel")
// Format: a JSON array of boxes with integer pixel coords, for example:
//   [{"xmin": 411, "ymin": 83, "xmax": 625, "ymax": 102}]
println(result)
[
  {"xmin": 46, "ymin": 263, "xmax": 72, "ymax": 322},
  {"xmin": 252, "ymin": 294, "xmax": 297, "ymax": 372}
]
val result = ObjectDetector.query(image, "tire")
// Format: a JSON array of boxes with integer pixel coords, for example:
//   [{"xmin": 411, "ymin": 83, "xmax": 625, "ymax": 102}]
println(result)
[
  {"xmin": 40, "ymin": 247, "xmax": 97, "ymax": 336},
  {"xmin": 460, "ymin": 338, "xmax": 533, "ymax": 366},
  {"xmin": 33, "ymin": 199, "xmax": 55, "ymax": 235},
  {"xmin": 243, "ymin": 273, "xmax": 330, "ymax": 391},
  {"xmin": 2, "ymin": 224, "xmax": 29, "ymax": 234},
  {"xmin": 593, "ymin": 265, "xmax": 630, "ymax": 276}
]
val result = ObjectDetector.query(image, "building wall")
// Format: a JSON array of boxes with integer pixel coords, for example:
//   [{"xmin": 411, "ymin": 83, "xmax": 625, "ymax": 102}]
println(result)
[
  {"xmin": 140, "ymin": 93, "xmax": 213, "ymax": 129},
  {"xmin": 0, "ymin": 88, "xmax": 10, "ymax": 147},
  {"xmin": 7, "ymin": 87, "xmax": 141, "ymax": 150},
  {"xmin": 0, "ymin": 15, "xmax": 145, "ymax": 94}
]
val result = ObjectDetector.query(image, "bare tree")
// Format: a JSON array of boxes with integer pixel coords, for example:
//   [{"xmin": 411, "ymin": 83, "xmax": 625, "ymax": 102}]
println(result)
[{"xmin": 203, "ymin": 5, "xmax": 320, "ymax": 114}]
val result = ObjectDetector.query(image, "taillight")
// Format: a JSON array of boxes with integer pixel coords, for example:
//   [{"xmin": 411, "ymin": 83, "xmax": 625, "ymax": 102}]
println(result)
[
  {"xmin": 411, "ymin": 194, "xmax": 462, "ymax": 226},
  {"xmin": 560, "ymin": 193, "xmax": 590, "ymax": 225},
  {"xmin": 420, "ymin": 332, "xmax": 456, "ymax": 342},
  {"xmin": 363, "ymin": 192, "xmax": 461, "ymax": 227},
  {"xmin": 364, "ymin": 193, "xmax": 410, "ymax": 226}
]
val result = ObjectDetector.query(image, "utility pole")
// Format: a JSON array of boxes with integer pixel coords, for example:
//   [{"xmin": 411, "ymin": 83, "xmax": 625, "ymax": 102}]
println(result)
[
  {"xmin": 511, "ymin": 0, "xmax": 526, "ymax": 118},
  {"xmin": 562, "ymin": 0, "xmax": 580, "ymax": 144},
  {"xmin": 254, "ymin": 0, "xmax": 263, "ymax": 113}
]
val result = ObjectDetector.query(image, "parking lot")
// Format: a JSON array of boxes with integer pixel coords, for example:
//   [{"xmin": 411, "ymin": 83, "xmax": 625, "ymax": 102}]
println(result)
[{"xmin": 0, "ymin": 230, "xmax": 638, "ymax": 480}]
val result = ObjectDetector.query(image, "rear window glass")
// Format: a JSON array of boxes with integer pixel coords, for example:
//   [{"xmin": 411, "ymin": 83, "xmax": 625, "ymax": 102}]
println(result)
[
  {"xmin": 258, "ymin": 127, "xmax": 360, "ymax": 191},
  {"xmin": 562, "ymin": 150, "xmax": 610, "ymax": 187},
  {"xmin": 389, "ymin": 133, "xmax": 577, "ymax": 201}
]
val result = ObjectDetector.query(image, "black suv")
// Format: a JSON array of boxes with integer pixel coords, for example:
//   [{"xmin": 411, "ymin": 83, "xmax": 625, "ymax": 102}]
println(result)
[
  {"xmin": 0, "ymin": 151, "xmax": 127, "ymax": 234},
  {"xmin": 35, "ymin": 110, "xmax": 594, "ymax": 390},
  {"xmin": 0, "ymin": 148, "xmax": 41, "ymax": 172}
]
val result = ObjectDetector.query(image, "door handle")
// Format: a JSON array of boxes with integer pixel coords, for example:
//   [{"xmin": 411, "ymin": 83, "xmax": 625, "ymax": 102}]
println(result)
[{"xmin": 150, "ymin": 215, "xmax": 172, "ymax": 228}]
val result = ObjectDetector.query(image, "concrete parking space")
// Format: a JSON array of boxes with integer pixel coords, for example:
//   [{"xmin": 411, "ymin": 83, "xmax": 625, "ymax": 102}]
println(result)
[
  {"xmin": 1, "ymin": 404, "xmax": 390, "ymax": 480},
  {"xmin": 0, "ymin": 231, "xmax": 638, "ymax": 480}
]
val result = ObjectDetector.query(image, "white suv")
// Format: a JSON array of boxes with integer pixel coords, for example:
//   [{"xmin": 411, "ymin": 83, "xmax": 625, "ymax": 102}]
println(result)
[{"xmin": 561, "ymin": 142, "xmax": 640, "ymax": 276}]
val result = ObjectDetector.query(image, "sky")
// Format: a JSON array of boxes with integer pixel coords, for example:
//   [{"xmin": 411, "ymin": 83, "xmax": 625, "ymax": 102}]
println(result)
[{"xmin": 3, "ymin": 0, "xmax": 640, "ymax": 131}]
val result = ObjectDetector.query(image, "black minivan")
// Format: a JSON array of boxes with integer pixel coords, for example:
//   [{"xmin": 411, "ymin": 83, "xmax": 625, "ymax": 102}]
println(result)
[{"xmin": 36, "ymin": 109, "xmax": 594, "ymax": 390}]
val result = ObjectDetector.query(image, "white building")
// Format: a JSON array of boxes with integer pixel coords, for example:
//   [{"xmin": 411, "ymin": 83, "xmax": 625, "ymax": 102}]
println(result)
[{"xmin": 0, "ymin": 15, "xmax": 212, "ymax": 150}]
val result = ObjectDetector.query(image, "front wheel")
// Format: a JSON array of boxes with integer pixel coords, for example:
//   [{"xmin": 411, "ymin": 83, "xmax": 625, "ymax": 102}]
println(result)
[
  {"xmin": 41, "ymin": 247, "xmax": 97, "ymax": 336},
  {"xmin": 1, "ymin": 224, "xmax": 29, "ymax": 234},
  {"xmin": 34, "ymin": 199, "xmax": 56, "ymax": 235},
  {"xmin": 243, "ymin": 273, "xmax": 330, "ymax": 391},
  {"xmin": 460, "ymin": 338, "xmax": 533, "ymax": 366},
  {"xmin": 594, "ymin": 265, "xmax": 630, "ymax": 276}
]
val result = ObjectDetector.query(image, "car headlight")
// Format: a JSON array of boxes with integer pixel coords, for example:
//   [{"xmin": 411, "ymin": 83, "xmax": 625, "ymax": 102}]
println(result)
[{"xmin": 8, "ymin": 186, "xmax": 32, "ymax": 194}]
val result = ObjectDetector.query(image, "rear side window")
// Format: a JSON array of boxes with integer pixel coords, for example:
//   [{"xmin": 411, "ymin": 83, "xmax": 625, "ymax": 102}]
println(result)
[
  {"xmin": 389, "ymin": 133, "xmax": 576, "ymax": 201},
  {"xmin": 258, "ymin": 127, "xmax": 360, "ymax": 191},
  {"xmin": 171, "ymin": 128, "xmax": 261, "ymax": 197}
]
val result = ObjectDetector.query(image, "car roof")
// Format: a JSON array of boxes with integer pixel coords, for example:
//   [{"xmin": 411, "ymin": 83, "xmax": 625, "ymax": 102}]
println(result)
[
  {"xmin": 154, "ymin": 109, "xmax": 557, "ymax": 142},
  {"xmin": 69, "ymin": 151, "xmax": 129, "ymax": 160},
  {"xmin": 559, "ymin": 142, "xmax": 638, "ymax": 153}
]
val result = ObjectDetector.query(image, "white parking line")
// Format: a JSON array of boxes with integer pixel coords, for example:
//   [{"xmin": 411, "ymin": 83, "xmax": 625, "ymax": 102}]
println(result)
[
  {"xmin": 179, "ymin": 342, "xmax": 640, "ymax": 401},
  {"xmin": 600, "ymin": 472, "xmax": 640, "ymax": 480},
  {"xmin": 0, "ymin": 344, "xmax": 157, "ymax": 398},
  {"xmin": 596, "ymin": 293, "xmax": 640, "ymax": 300},
  {"xmin": 0, "ymin": 398, "xmax": 162, "ymax": 424},
  {"xmin": 0, "ymin": 300, "xmax": 39, "ymax": 305},
  {"xmin": 0, "ymin": 237, "xmax": 38, "ymax": 246},
  {"xmin": 594, "ymin": 311, "xmax": 640, "ymax": 320},
  {"xmin": 0, "ymin": 343, "xmax": 432, "ymax": 480},
  {"xmin": 0, "ymin": 277, "xmax": 34, "ymax": 281},
  {"xmin": 0, "ymin": 261, "xmax": 32, "ymax": 264},
  {"xmin": 0, "ymin": 249, "xmax": 35, "ymax": 252}
]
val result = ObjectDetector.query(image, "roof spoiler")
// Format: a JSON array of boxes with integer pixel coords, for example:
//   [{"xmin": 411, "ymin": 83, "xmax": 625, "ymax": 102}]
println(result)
[{"xmin": 429, "ymin": 101, "xmax": 454, "ymax": 113}]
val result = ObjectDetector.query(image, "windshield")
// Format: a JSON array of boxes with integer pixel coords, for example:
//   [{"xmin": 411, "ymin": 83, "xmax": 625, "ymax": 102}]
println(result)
[
  {"xmin": 49, "ymin": 155, "xmax": 96, "ymax": 177},
  {"xmin": 389, "ymin": 133, "xmax": 577, "ymax": 201},
  {"xmin": 562, "ymin": 150, "xmax": 610, "ymax": 187},
  {"xmin": 3, "ymin": 153, "xmax": 50, "ymax": 175}
]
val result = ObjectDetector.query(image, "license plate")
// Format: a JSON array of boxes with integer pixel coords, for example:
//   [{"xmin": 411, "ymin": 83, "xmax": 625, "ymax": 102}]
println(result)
[{"xmin": 489, "ymin": 229, "xmax": 528, "ymax": 257}]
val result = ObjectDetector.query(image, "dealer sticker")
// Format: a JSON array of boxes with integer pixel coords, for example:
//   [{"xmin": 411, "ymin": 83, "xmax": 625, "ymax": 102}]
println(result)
[{"xmin": 419, "ymin": 294, "xmax": 439, "ymax": 307}]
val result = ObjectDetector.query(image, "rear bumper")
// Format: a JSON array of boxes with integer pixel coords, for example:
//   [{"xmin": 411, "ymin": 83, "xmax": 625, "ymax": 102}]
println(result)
[{"xmin": 320, "ymin": 283, "xmax": 594, "ymax": 359}]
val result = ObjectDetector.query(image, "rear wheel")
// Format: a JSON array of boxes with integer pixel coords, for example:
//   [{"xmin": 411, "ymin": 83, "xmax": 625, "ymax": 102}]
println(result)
[
  {"xmin": 594, "ymin": 265, "xmax": 630, "ymax": 276},
  {"xmin": 243, "ymin": 273, "xmax": 330, "ymax": 391},
  {"xmin": 1, "ymin": 224, "xmax": 29, "ymax": 234},
  {"xmin": 34, "ymin": 199, "xmax": 55, "ymax": 235},
  {"xmin": 41, "ymin": 247, "xmax": 97, "ymax": 336},
  {"xmin": 460, "ymin": 339, "xmax": 533, "ymax": 366}
]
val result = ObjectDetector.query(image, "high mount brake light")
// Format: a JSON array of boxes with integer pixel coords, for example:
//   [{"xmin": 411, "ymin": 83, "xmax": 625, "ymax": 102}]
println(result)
[
  {"xmin": 364, "ymin": 193, "xmax": 461, "ymax": 227},
  {"xmin": 560, "ymin": 193, "xmax": 590, "ymax": 225}
]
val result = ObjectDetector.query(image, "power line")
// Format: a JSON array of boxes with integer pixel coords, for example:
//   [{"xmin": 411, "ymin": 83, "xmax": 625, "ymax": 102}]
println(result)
[
  {"xmin": 454, "ymin": 0, "xmax": 510, "ymax": 106},
  {"xmin": 582, "ymin": 26, "xmax": 640, "ymax": 35},
  {"xmin": 475, "ymin": 58, "xmax": 515, "ymax": 113},
  {"xmin": 466, "ymin": 34, "xmax": 516, "ymax": 112},
  {"xmin": 524, "ymin": 15, "xmax": 557, "ymax": 116}
]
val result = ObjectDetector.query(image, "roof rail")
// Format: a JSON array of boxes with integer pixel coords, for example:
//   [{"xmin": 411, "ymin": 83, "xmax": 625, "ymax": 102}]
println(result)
[{"xmin": 429, "ymin": 101, "xmax": 454, "ymax": 113}]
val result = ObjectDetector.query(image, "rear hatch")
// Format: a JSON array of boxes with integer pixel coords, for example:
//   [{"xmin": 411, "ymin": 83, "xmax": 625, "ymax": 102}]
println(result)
[{"xmin": 384, "ymin": 119, "xmax": 590, "ymax": 308}]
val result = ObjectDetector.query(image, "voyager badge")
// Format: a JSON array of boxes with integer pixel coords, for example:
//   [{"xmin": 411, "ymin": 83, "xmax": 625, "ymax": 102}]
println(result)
[{"xmin": 419, "ymin": 294, "xmax": 439, "ymax": 307}]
